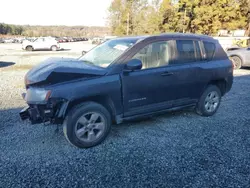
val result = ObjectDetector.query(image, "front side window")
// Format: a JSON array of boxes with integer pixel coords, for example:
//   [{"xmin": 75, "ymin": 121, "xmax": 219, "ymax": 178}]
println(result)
[
  {"xmin": 132, "ymin": 41, "xmax": 170, "ymax": 69},
  {"xmin": 203, "ymin": 41, "xmax": 216, "ymax": 61},
  {"xmin": 34, "ymin": 38, "xmax": 44, "ymax": 43},
  {"xmin": 79, "ymin": 39, "xmax": 137, "ymax": 68},
  {"xmin": 176, "ymin": 40, "xmax": 196, "ymax": 63}
]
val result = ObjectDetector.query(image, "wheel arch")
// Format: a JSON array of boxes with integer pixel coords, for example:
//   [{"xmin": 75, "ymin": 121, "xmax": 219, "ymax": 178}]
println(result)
[
  {"xmin": 206, "ymin": 79, "xmax": 227, "ymax": 96},
  {"xmin": 26, "ymin": 45, "xmax": 33, "ymax": 50},
  {"xmin": 64, "ymin": 95, "xmax": 117, "ymax": 122}
]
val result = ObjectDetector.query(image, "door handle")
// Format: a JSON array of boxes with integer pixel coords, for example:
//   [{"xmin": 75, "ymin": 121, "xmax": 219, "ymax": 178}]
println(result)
[{"xmin": 161, "ymin": 72, "xmax": 174, "ymax": 76}]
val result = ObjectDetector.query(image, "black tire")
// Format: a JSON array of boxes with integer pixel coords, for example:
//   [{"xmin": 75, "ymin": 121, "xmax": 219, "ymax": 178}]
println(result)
[
  {"xmin": 231, "ymin": 56, "xmax": 242, "ymax": 70},
  {"xmin": 26, "ymin": 46, "xmax": 33, "ymax": 51},
  {"xmin": 196, "ymin": 85, "xmax": 221, "ymax": 116},
  {"xmin": 63, "ymin": 102, "xmax": 111, "ymax": 148},
  {"xmin": 51, "ymin": 45, "xmax": 57, "ymax": 51}
]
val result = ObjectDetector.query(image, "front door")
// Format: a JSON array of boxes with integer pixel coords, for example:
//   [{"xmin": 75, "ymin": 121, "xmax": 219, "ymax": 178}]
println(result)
[
  {"xmin": 121, "ymin": 40, "xmax": 177, "ymax": 117},
  {"xmin": 33, "ymin": 38, "xmax": 45, "ymax": 50}
]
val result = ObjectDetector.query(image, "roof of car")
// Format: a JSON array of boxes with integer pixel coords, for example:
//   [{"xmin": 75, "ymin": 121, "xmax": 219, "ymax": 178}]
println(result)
[{"xmin": 113, "ymin": 33, "xmax": 215, "ymax": 42}]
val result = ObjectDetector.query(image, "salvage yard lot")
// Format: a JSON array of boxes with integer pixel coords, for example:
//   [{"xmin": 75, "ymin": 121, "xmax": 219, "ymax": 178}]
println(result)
[{"xmin": 0, "ymin": 43, "xmax": 250, "ymax": 187}]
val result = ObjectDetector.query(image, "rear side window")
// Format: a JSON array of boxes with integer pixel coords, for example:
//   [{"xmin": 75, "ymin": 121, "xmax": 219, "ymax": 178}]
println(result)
[
  {"xmin": 203, "ymin": 41, "xmax": 216, "ymax": 60},
  {"xmin": 176, "ymin": 40, "xmax": 196, "ymax": 63}
]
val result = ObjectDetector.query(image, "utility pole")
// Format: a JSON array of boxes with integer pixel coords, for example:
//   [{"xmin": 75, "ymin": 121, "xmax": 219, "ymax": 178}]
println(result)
[
  {"xmin": 127, "ymin": 12, "xmax": 129, "ymax": 35},
  {"xmin": 183, "ymin": 8, "xmax": 186, "ymax": 33}
]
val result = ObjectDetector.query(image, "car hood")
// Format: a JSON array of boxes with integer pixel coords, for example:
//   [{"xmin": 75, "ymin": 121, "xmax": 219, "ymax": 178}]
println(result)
[{"xmin": 25, "ymin": 57, "xmax": 107, "ymax": 86}]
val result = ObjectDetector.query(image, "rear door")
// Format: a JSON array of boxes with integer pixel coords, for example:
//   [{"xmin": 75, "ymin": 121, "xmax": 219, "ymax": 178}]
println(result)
[
  {"xmin": 42, "ymin": 38, "xmax": 53, "ymax": 50},
  {"xmin": 174, "ymin": 40, "xmax": 219, "ymax": 105},
  {"xmin": 169, "ymin": 39, "xmax": 205, "ymax": 107}
]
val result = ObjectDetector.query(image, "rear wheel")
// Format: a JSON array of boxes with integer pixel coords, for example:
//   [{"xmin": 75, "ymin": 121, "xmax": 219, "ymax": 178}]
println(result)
[
  {"xmin": 196, "ymin": 85, "xmax": 221, "ymax": 116},
  {"xmin": 63, "ymin": 102, "xmax": 111, "ymax": 148},
  {"xmin": 231, "ymin": 56, "xmax": 242, "ymax": 70},
  {"xmin": 26, "ymin": 46, "xmax": 33, "ymax": 51}
]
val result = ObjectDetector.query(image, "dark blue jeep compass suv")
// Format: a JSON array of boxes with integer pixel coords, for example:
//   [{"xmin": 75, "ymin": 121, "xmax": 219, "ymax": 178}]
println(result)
[{"xmin": 20, "ymin": 33, "xmax": 233, "ymax": 148}]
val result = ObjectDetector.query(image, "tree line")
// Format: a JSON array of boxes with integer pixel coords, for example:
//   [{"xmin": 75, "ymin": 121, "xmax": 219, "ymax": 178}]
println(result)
[
  {"xmin": 0, "ymin": 23, "xmax": 24, "ymax": 35},
  {"xmin": 0, "ymin": 24, "xmax": 110, "ymax": 37},
  {"xmin": 22, "ymin": 26, "xmax": 110, "ymax": 37},
  {"xmin": 108, "ymin": 0, "xmax": 250, "ymax": 36}
]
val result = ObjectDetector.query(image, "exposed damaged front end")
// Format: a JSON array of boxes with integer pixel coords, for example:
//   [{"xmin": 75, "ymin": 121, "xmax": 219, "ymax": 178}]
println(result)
[
  {"xmin": 20, "ymin": 95, "xmax": 68, "ymax": 124},
  {"xmin": 19, "ymin": 57, "xmax": 107, "ymax": 125}
]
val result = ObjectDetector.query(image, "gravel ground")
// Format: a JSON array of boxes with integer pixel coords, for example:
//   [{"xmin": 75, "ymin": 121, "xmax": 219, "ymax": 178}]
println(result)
[{"xmin": 0, "ymin": 45, "xmax": 250, "ymax": 187}]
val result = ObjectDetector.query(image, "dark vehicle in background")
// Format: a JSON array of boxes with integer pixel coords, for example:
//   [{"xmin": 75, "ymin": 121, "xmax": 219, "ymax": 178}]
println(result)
[
  {"xmin": 55, "ymin": 37, "xmax": 61, "ymax": 43},
  {"xmin": 82, "ymin": 37, "xmax": 88, "ymax": 41},
  {"xmin": 67, "ymin": 37, "xmax": 74, "ymax": 42},
  {"xmin": 226, "ymin": 47, "xmax": 250, "ymax": 69},
  {"xmin": 20, "ymin": 33, "xmax": 233, "ymax": 148},
  {"xmin": 56, "ymin": 38, "xmax": 64, "ymax": 43},
  {"xmin": 56, "ymin": 37, "xmax": 89, "ymax": 43},
  {"xmin": 91, "ymin": 37, "xmax": 104, "ymax": 45},
  {"xmin": 12, "ymin": 39, "xmax": 20, "ymax": 43}
]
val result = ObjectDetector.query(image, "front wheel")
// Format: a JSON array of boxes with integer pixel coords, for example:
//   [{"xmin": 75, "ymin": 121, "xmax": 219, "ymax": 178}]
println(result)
[
  {"xmin": 26, "ymin": 46, "xmax": 33, "ymax": 51},
  {"xmin": 196, "ymin": 85, "xmax": 221, "ymax": 116},
  {"xmin": 51, "ymin": 45, "xmax": 58, "ymax": 51},
  {"xmin": 63, "ymin": 102, "xmax": 111, "ymax": 148}
]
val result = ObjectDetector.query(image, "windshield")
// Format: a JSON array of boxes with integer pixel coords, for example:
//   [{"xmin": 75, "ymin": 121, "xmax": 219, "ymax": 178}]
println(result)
[{"xmin": 79, "ymin": 38, "xmax": 137, "ymax": 68}]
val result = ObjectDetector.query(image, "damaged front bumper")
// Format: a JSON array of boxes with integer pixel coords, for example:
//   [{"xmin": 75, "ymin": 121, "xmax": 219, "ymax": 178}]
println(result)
[
  {"xmin": 19, "ymin": 94, "xmax": 68, "ymax": 124},
  {"xmin": 19, "ymin": 105, "xmax": 54, "ymax": 124}
]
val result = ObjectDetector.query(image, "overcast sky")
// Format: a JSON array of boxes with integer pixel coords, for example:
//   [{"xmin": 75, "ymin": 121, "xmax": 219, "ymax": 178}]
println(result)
[{"xmin": 0, "ymin": 0, "xmax": 112, "ymax": 26}]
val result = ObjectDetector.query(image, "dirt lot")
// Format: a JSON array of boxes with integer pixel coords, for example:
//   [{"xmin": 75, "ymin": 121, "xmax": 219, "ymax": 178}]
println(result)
[{"xmin": 0, "ymin": 43, "xmax": 250, "ymax": 187}]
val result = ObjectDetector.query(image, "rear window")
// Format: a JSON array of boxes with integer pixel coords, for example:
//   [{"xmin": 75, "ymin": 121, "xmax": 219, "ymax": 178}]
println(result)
[{"xmin": 203, "ymin": 41, "xmax": 216, "ymax": 60}]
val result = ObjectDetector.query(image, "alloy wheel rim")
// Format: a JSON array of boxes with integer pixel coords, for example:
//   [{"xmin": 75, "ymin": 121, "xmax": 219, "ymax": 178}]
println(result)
[
  {"xmin": 204, "ymin": 91, "xmax": 219, "ymax": 113},
  {"xmin": 75, "ymin": 112, "xmax": 106, "ymax": 142},
  {"xmin": 232, "ymin": 57, "xmax": 241, "ymax": 69}
]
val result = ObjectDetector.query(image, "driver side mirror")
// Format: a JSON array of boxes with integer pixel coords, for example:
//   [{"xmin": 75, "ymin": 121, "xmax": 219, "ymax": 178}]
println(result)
[
  {"xmin": 124, "ymin": 59, "xmax": 142, "ymax": 72},
  {"xmin": 82, "ymin": 50, "xmax": 87, "ymax": 55}
]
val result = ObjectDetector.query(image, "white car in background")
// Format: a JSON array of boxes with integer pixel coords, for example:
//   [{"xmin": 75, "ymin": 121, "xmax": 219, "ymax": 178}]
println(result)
[
  {"xmin": 3, "ymin": 38, "xmax": 14, "ymax": 43},
  {"xmin": 22, "ymin": 37, "xmax": 60, "ymax": 51}
]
